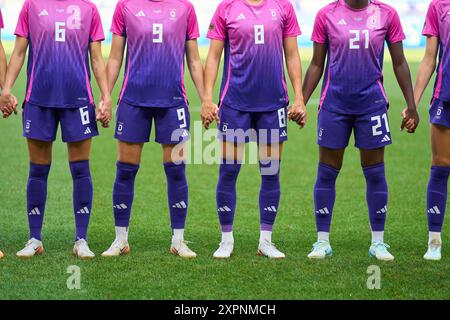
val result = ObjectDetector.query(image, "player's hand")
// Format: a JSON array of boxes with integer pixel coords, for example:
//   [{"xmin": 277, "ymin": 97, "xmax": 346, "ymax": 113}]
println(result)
[
  {"xmin": 288, "ymin": 101, "xmax": 307, "ymax": 128},
  {"xmin": 401, "ymin": 107, "xmax": 419, "ymax": 133},
  {"xmin": 96, "ymin": 96, "xmax": 112, "ymax": 128},
  {"xmin": 201, "ymin": 100, "xmax": 219, "ymax": 130},
  {"xmin": 0, "ymin": 93, "xmax": 18, "ymax": 119}
]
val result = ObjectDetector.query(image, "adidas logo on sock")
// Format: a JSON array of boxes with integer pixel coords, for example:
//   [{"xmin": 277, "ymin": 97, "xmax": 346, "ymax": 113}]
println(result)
[
  {"xmin": 172, "ymin": 201, "xmax": 187, "ymax": 209},
  {"xmin": 76, "ymin": 207, "xmax": 90, "ymax": 214},
  {"xmin": 28, "ymin": 208, "xmax": 41, "ymax": 216},
  {"xmin": 39, "ymin": 9, "xmax": 49, "ymax": 17},
  {"xmin": 376, "ymin": 205, "xmax": 387, "ymax": 214},
  {"xmin": 381, "ymin": 135, "xmax": 391, "ymax": 143},
  {"xmin": 136, "ymin": 10, "xmax": 146, "ymax": 17},
  {"xmin": 428, "ymin": 206, "xmax": 441, "ymax": 214},
  {"xmin": 337, "ymin": 19, "xmax": 347, "ymax": 25},
  {"xmin": 218, "ymin": 206, "xmax": 232, "ymax": 213},
  {"xmin": 84, "ymin": 127, "xmax": 92, "ymax": 135},
  {"xmin": 114, "ymin": 203, "xmax": 128, "ymax": 210},
  {"xmin": 264, "ymin": 206, "xmax": 277, "ymax": 212},
  {"xmin": 316, "ymin": 207, "xmax": 330, "ymax": 215}
]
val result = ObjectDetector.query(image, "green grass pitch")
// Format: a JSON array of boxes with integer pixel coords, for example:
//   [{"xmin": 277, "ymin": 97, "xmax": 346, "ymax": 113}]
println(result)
[{"xmin": 0, "ymin": 46, "xmax": 448, "ymax": 300}]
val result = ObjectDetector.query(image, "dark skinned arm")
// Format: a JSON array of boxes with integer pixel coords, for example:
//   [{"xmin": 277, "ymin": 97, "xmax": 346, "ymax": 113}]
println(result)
[
  {"xmin": 302, "ymin": 42, "xmax": 327, "ymax": 106},
  {"xmin": 387, "ymin": 41, "xmax": 419, "ymax": 133}
]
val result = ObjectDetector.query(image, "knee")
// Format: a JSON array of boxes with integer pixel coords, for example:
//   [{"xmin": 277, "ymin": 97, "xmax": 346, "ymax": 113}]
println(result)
[
  {"xmin": 164, "ymin": 162, "xmax": 186, "ymax": 182},
  {"xmin": 29, "ymin": 162, "xmax": 51, "ymax": 179},
  {"xmin": 219, "ymin": 162, "xmax": 241, "ymax": 184},
  {"xmin": 116, "ymin": 161, "xmax": 140, "ymax": 181},
  {"xmin": 363, "ymin": 163, "xmax": 387, "ymax": 186},
  {"xmin": 316, "ymin": 163, "xmax": 340, "ymax": 185}
]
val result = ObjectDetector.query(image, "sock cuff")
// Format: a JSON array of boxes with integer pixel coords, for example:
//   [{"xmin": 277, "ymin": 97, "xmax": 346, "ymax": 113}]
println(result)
[
  {"xmin": 117, "ymin": 161, "xmax": 140, "ymax": 171},
  {"xmin": 431, "ymin": 166, "xmax": 450, "ymax": 177},
  {"xmin": 164, "ymin": 161, "xmax": 186, "ymax": 169},
  {"xmin": 219, "ymin": 162, "xmax": 242, "ymax": 173},
  {"xmin": 69, "ymin": 160, "xmax": 91, "ymax": 178},
  {"xmin": 363, "ymin": 162, "xmax": 385, "ymax": 176},
  {"xmin": 318, "ymin": 163, "xmax": 340, "ymax": 177},
  {"xmin": 29, "ymin": 162, "xmax": 51, "ymax": 178}
]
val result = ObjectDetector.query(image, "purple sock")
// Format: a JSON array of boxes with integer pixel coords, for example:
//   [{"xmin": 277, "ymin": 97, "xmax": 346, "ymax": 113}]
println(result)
[
  {"xmin": 314, "ymin": 163, "xmax": 339, "ymax": 232},
  {"xmin": 427, "ymin": 166, "xmax": 449, "ymax": 232},
  {"xmin": 216, "ymin": 161, "xmax": 241, "ymax": 232},
  {"xmin": 363, "ymin": 163, "xmax": 388, "ymax": 232},
  {"xmin": 113, "ymin": 161, "xmax": 139, "ymax": 228},
  {"xmin": 27, "ymin": 163, "xmax": 51, "ymax": 240},
  {"xmin": 164, "ymin": 162, "xmax": 188, "ymax": 230},
  {"xmin": 70, "ymin": 160, "xmax": 93, "ymax": 241},
  {"xmin": 259, "ymin": 160, "xmax": 281, "ymax": 231}
]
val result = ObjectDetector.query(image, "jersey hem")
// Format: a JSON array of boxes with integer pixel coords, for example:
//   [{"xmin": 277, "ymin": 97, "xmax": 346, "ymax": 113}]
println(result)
[
  {"xmin": 119, "ymin": 98, "xmax": 188, "ymax": 109},
  {"xmin": 220, "ymin": 101, "xmax": 288, "ymax": 113}
]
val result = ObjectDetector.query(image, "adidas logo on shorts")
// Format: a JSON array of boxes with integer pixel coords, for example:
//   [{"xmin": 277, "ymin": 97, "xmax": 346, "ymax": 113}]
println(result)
[
  {"xmin": 428, "ymin": 206, "xmax": 441, "ymax": 214},
  {"xmin": 172, "ymin": 201, "xmax": 187, "ymax": 209},
  {"xmin": 381, "ymin": 135, "xmax": 391, "ymax": 143},
  {"xmin": 84, "ymin": 127, "xmax": 92, "ymax": 135},
  {"xmin": 280, "ymin": 130, "xmax": 287, "ymax": 138}
]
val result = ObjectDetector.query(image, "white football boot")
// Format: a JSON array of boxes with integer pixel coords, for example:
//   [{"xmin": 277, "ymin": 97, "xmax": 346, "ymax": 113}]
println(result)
[
  {"xmin": 369, "ymin": 242, "xmax": 394, "ymax": 261},
  {"xmin": 0, "ymin": 250, "xmax": 4, "ymax": 260},
  {"xmin": 257, "ymin": 239, "xmax": 286, "ymax": 259},
  {"xmin": 424, "ymin": 239, "xmax": 442, "ymax": 261},
  {"xmin": 170, "ymin": 240, "xmax": 197, "ymax": 259},
  {"xmin": 307, "ymin": 240, "xmax": 333, "ymax": 259},
  {"xmin": 73, "ymin": 239, "xmax": 95, "ymax": 260},
  {"xmin": 101, "ymin": 239, "xmax": 130, "ymax": 257},
  {"xmin": 213, "ymin": 241, "xmax": 234, "ymax": 259},
  {"xmin": 16, "ymin": 238, "xmax": 44, "ymax": 258}
]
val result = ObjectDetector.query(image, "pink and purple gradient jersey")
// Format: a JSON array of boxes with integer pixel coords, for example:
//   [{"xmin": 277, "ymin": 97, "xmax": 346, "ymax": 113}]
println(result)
[
  {"xmin": 207, "ymin": 0, "xmax": 301, "ymax": 112},
  {"xmin": 15, "ymin": 0, "xmax": 104, "ymax": 108},
  {"xmin": 312, "ymin": 0, "xmax": 405, "ymax": 115},
  {"xmin": 423, "ymin": 0, "xmax": 450, "ymax": 102},
  {"xmin": 112, "ymin": 0, "xmax": 199, "ymax": 108}
]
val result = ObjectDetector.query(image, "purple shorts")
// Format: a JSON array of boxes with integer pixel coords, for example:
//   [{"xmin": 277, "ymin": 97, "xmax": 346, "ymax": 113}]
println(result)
[
  {"xmin": 218, "ymin": 104, "xmax": 288, "ymax": 144},
  {"xmin": 430, "ymin": 98, "xmax": 450, "ymax": 128},
  {"xmin": 115, "ymin": 101, "xmax": 190, "ymax": 144},
  {"xmin": 317, "ymin": 107, "xmax": 392, "ymax": 150},
  {"xmin": 22, "ymin": 102, "xmax": 98, "ymax": 143}
]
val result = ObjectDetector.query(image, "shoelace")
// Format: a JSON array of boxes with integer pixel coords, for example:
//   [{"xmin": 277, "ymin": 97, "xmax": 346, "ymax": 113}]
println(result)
[
  {"xmin": 312, "ymin": 240, "xmax": 329, "ymax": 250},
  {"xmin": 372, "ymin": 242, "xmax": 390, "ymax": 253}
]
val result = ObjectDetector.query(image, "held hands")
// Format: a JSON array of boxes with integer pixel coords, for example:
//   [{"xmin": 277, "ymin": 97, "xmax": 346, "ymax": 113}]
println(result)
[
  {"xmin": 0, "ymin": 93, "xmax": 18, "ymax": 119},
  {"xmin": 288, "ymin": 100, "xmax": 307, "ymax": 128},
  {"xmin": 201, "ymin": 100, "xmax": 219, "ymax": 130},
  {"xmin": 401, "ymin": 107, "xmax": 420, "ymax": 133},
  {"xmin": 96, "ymin": 95, "xmax": 112, "ymax": 128}
]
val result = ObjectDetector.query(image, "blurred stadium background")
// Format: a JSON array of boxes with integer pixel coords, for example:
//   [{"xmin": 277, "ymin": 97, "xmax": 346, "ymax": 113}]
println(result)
[{"xmin": 0, "ymin": 0, "xmax": 432, "ymax": 47}]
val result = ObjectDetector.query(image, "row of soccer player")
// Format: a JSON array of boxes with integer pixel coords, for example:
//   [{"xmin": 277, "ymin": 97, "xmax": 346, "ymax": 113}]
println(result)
[{"xmin": 0, "ymin": 0, "xmax": 447, "ymax": 262}]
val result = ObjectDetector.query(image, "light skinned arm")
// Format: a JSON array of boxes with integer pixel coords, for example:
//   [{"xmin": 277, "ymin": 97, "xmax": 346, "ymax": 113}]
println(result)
[
  {"xmin": 0, "ymin": 31, "xmax": 7, "ymax": 90},
  {"xmin": 414, "ymin": 36, "xmax": 438, "ymax": 107},
  {"xmin": 1, "ymin": 36, "xmax": 29, "ymax": 118},
  {"xmin": 186, "ymin": 39, "xmax": 206, "ymax": 106},
  {"xmin": 89, "ymin": 41, "xmax": 112, "ymax": 128},
  {"xmin": 202, "ymin": 39, "xmax": 224, "ymax": 129},
  {"xmin": 388, "ymin": 41, "xmax": 419, "ymax": 133},
  {"xmin": 284, "ymin": 37, "xmax": 307, "ymax": 128},
  {"xmin": 302, "ymin": 42, "xmax": 327, "ymax": 106},
  {"xmin": 106, "ymin": 34, "xmax": 126, "ymax": 94}
]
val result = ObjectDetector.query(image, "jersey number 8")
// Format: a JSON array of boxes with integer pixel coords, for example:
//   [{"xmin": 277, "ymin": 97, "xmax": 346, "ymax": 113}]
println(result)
[{"xmin": 254, "ymin": 25, "xmax": 265, "ymax": 45}]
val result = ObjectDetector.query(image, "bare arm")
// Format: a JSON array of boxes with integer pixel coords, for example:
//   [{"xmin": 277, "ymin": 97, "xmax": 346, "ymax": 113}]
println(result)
[
  {"xmin": 89, "ymin": 41, "xmax": 112, "ymax": 127},
  {"xmin": 202, "ymin": 39, "xmax": 224, "ymax": 129},
  {"xmin": 106, "ymin": 34, "xmax": 126, "ymax": 94},
  {"xmin": 388, "ymin": 41, "xmax": 419, "ymax": 132},
  {"xmin": 284, "ymin": 37, "xmax": 306, "ymax": 127},
  {"xmin": 414, "ymin": 36, "xmax": 438, "ymax": 107},
  {"xmin": 0, "ymin": 31, "xmax": 7, "ymax": 89},
  {"xmin": 1, "ymin": 36, "xmax": 29, "ymax": 117},
  {"xmin": 186, "ymin": 39, "xmax": 205, "ymax": 103},
  {"xmin": 302, "ymin": 42, "xmax": 327, "ymax": 105}
]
